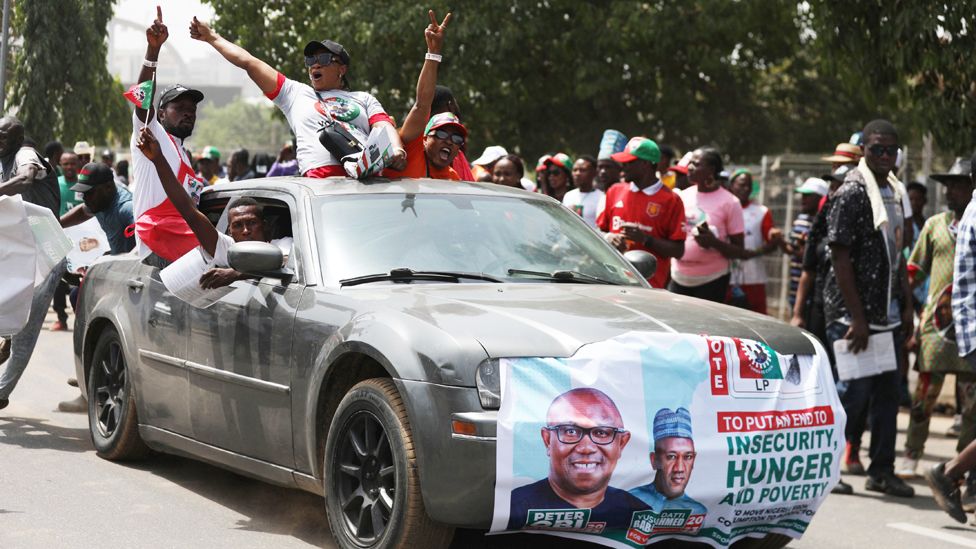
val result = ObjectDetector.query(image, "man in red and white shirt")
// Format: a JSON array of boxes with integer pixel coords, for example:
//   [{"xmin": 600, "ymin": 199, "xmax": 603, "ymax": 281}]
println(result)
[
  {"xmin": 129, "ymin": 8, "xmax": 207, "ymax": 263},
  {"xmin": 596, "ymin": 137, "xmax": 686, "ymax": 289}
]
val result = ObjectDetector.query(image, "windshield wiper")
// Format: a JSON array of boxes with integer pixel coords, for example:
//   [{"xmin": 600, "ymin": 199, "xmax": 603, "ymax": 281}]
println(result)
[
  {"xmin": 340, "ymin": 268, "xmax": 504, "ymax": 287},
  {"xmin": 506, "ymin": 268, "xmax": 615, "ymax": 285}
]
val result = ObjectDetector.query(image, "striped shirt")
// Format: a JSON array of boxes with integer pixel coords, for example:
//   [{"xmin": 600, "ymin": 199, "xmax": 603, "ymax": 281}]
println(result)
[{"xmin": 787, "ymin": 213, "xmax": 813, "ymax": 307}]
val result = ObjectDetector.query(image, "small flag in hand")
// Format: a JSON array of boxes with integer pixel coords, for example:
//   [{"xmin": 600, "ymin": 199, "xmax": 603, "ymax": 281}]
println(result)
[{"xmin": 123, "ymin": 80, "xmax": 154, "ymax": 110}]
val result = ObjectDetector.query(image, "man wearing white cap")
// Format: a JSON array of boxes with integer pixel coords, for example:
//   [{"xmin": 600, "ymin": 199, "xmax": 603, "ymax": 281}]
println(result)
[{"xmin": 630, "ymin": 407, "xmax": 707, "ymax": 519}]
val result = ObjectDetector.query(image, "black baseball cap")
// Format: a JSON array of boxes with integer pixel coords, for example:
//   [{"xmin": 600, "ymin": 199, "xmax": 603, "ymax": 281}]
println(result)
[
  {"xmin": 158, "ymin": 84, "xmax": 205, "ymax": 108},
  {"xmin": 303, "ymin": 39, "xmax": 350, "ymax": 65},
  {"xmin": 71, "ymin": 162, "xmax": 114, "ymax": 193}
]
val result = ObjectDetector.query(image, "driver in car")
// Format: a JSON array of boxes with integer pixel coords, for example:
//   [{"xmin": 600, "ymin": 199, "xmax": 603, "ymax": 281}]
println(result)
[{"xmin": 136, "ymin": 127, "xmax": 291, "ymax": 289}]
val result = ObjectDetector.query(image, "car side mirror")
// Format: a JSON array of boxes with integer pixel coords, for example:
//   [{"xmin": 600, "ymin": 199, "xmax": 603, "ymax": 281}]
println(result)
[
  {"xmin": 228, "ymin": 241, "xmax": 292, "ymax": 281},
  {"xmin": 623, "ymin": 250, "xmax": 657, "ymax": 280}
]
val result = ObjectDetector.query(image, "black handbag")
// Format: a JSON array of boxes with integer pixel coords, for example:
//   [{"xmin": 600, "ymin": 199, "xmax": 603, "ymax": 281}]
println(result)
[
  {"xmin": 318, "ymin": 118, "xmax": 365, "ymax": 160},
  {"xmin": 316, "ymin": 91, "xmax": 365, "ymax": 160}
]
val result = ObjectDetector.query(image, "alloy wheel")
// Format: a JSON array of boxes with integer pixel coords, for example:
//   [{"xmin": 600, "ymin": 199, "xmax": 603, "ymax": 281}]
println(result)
[
  {"xmin": 93, "ymin": 340, "xmax": 126, "ymax": 438},
  {"xmin": 335, "ymin": 410, "xmax": 396, "ymax": 544}
]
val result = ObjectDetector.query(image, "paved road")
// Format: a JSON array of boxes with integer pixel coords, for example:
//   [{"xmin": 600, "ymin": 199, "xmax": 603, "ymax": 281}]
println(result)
[{"xmin": 2, "ymin": 315, "xmax": 976, "ymax": 548}]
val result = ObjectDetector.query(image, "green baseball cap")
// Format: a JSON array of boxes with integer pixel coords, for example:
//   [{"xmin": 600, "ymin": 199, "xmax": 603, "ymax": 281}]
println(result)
[
  {"xmin": 199, "ymin": 146, "xmax": 220, "ymax": 161},
  {"xmin": 611, "ymin": 137, "xmax": 660, "ymax": 164}
]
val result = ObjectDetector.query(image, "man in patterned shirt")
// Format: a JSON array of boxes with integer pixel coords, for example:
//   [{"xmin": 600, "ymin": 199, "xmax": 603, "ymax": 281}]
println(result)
[
  {"xmin": 823, "ymin": 119, "xmax": 914, "ymax": 498},
  {"xmin": 926, "ymin": 153, "xmax": 976, "ymax": 523},
  {"xmin": 896, "ymin": 158, "xmax": 976, "ymax": 479}
]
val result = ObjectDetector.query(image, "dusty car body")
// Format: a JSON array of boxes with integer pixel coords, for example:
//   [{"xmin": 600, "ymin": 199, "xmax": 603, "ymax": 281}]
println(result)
[{"xmin": 74, "ymin": 178, "xmax": 816, "ymax": 548}]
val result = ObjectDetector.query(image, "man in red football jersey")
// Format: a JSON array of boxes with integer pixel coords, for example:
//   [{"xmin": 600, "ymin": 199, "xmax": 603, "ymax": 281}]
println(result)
[{"xmin": 596, "ymin": 137, "xmax": 686, "ymax": 288}]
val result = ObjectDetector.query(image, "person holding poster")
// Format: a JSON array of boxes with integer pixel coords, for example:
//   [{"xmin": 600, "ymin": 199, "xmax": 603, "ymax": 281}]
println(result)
[
  {"xmin": 507, "ymin": 388, "xmax": 645, "ymax": 533},
  {"xmin": 60, "ymin": 163, "xmax": 134, "ymax": 255},
  {"xmin": 630, "ymin": 408, "xmax": 707, "ymax": 522}
]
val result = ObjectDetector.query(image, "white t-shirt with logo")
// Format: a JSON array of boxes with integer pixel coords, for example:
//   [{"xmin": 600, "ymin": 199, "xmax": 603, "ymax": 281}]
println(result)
[
  {"xmin": 267, "ymin": 74, "xmax": 389, "ymax": 175},
  {"xmin": 562, "ymin": 188, "xmax": 605, "ymax": 228}
]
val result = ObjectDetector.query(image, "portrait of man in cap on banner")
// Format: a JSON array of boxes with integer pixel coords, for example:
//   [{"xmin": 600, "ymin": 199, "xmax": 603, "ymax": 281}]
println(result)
[{"xmin": 630, "ymin": 407, "xmax": 708, "ymax": 520}]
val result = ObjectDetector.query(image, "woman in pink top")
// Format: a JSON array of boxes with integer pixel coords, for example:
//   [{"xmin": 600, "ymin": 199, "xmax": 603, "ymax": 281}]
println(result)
[{"xmin": 669, "ymin": 148, "xmax": 749, "ymax": 302}]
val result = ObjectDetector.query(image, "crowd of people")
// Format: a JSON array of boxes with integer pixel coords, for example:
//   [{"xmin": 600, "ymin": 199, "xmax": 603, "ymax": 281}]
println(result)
[{"xmin": 2, "ymin": 5, "xmax": 976, "ymax": 527}]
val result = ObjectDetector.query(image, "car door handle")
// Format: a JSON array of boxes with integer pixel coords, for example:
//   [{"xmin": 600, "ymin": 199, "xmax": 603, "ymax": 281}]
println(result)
[{"xmin": 127, "ymin": 279, "xmax": 145, "ymax": 291}]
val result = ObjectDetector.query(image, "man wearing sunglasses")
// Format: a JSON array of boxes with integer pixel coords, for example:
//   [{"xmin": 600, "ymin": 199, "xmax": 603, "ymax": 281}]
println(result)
[
  {"xmin": 507, "ymin": 388, "xmax": 645, "ymax": 532},
  {"xmin": 823, "ymin": 118, "xmax": 914, "ymax": 498},
  {"xmin": 629, "ymin": 407, "xmax": 707, "ymax": 526},
  {"xmin": 385, "ymin": 112, "xmax": 466, "ymax": 180},
  {"xmin": 189, "ymin": 16, "xmax": 405, "ymax": 178}
]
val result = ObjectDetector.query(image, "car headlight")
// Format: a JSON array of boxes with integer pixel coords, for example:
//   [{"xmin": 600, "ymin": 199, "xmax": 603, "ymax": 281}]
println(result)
[{"xmin": 476, "ymin": 359, "xmax": 501, "ymax": 410}]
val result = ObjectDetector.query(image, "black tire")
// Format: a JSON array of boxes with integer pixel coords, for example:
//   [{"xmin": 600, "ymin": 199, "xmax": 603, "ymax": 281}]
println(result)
[
  {"xmin": 87, "ymin": 327, "xmax": 149, "ymax": 460},
  {"xmin": 324, "ymin": 378, "xmax": 454, "ymax": 549}
]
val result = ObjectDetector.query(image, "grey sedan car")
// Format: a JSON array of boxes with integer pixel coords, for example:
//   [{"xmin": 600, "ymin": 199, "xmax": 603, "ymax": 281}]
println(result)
[{"xmin": 74, "ymin": 177, "xmax": 815, "ymax": 548}]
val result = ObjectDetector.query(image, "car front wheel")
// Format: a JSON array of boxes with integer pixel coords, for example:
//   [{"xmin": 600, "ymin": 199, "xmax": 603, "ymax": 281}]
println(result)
[
  {"xmin": 87, "ymin": 327, "xmax": 149, "ymax": 460},
  {"xmin": 324, "ymin": 378, "xmax": 453, "ymax": 549}
]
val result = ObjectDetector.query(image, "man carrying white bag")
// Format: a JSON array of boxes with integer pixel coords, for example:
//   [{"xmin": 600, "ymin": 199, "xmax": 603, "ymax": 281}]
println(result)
[{"xmin": 0, "ymin": 116, "xmax": 71, "ymax": 410}]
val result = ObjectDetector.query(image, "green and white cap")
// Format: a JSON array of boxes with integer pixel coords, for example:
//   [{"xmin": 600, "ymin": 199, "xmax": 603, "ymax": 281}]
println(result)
[{"xmin": 611, "ymin": 137, "xmax": 661, "ymax": 164}]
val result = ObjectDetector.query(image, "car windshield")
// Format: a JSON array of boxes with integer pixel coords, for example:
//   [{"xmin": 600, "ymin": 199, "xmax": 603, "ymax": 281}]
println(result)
[{"xmin": 314, "ymin": 192, "xmax": 646, "ymax": 287}]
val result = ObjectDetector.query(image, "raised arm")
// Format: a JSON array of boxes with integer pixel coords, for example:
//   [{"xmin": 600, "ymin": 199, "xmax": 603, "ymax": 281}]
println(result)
[
  {"xmin": 189, "ymin": 16, "xmax": 279, "ymax": 95},
  {"xmin": 136, "ymin": 6, "xmax": 167, "ymax": 122},
  {"xmin": 135, "ymin": 128, "xmax": 218, "ymax": 256},
  {"xmin": 399, "ymin": 10, "xmax": 452, "ymax": 143}
]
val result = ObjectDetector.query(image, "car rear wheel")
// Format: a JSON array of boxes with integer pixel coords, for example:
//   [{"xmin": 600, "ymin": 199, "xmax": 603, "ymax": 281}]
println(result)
[
  {"xmin": 87, "ymin": 327, "xmax": 149, "ymax": 460},
  {"xmin": 324, "ymin": 378, "xmax": 453, "ymax": 549}
]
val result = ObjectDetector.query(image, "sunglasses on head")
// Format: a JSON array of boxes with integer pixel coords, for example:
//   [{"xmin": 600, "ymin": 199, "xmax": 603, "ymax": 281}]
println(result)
[
  {"xmin": 304, "ymin": 52, "xmax": 339, "ymax": 68},
  {"xmin": 429, "ymin": 129, "xmax": 465, "ymax": 146},
  {"xmin": 868, "ymin": 144, "xmax": 899, "ymax": 157}
]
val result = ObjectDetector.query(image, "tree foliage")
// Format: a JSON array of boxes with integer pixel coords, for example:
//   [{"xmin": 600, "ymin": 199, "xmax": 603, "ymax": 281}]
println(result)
[
  {"xmin": 8, "ymin": 0, "xmax": 129, "ymax": 147},
  {"xmin": 204, "ymin": 0, "xmax": 968, "ymax": 161},
  {"xmin": 192, "ymin": 99, "xmax": 291, "ymax": 155},
  {"xmin": 806, "ymin": 0, "xmax": 976, "ymax": 153}
]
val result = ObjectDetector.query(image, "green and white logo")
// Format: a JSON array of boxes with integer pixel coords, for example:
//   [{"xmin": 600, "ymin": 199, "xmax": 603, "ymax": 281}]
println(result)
[{"xmin": 324, "ymin": 96, "xmax": 361, "ymax": 122}]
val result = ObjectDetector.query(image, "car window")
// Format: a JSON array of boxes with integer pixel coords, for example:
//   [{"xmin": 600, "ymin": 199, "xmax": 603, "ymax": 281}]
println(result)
[
  {"xmin": 200, "ymin": 195, "xmax": 297, "ymax": 273},
  {"xmin": 315, "ymin": 193, "xmax": 645, "ymax": 287}
]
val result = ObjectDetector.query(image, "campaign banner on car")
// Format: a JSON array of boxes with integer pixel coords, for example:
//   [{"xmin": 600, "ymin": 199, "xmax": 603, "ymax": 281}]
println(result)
[{"xmin": 491, "ymin": 331, "xmax": 844, "ymax": 548}]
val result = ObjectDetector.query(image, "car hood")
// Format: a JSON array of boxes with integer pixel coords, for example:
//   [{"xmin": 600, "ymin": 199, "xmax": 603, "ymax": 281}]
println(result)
[{"xmin": 352, "ymin": 283, "xmax": 814, "ymax": 359}]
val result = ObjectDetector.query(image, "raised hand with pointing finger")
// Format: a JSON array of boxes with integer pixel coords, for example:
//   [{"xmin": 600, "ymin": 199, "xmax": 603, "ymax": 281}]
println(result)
[{"xmin": 146, "ymin": 5, "xmax": 168, "ymax": 50}]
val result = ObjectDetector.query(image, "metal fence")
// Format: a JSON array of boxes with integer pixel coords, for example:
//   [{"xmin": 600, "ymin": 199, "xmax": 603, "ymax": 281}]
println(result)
[{"xmin": 736, "ymin": 149, "xmax": 957, "ymax": 320}]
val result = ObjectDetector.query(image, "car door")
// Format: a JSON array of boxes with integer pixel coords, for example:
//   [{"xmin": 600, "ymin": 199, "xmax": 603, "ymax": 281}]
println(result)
[
  {"xmin": 126, "ymin": 258, "xmax": 193, "ymax": 436},
  {"xmin": 185, "ymin": 192, "xmax": 303, "ymax": 466}
]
